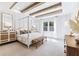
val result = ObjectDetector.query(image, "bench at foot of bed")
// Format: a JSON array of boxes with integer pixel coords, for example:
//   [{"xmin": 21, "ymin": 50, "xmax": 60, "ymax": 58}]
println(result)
[{"xmin": 31, "ymin": 37, "xmax": 44, "ymax": 48}]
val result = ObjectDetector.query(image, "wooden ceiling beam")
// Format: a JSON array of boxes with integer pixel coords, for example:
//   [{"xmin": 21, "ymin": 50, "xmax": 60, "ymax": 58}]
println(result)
[
  {"xmin": 21, "ymin": 2, "xmax": 44, "ymax": 13},
  {"xmin": 35, "ymin": 9, "xmax": 62, "ymax": 18},
  {"xmin": 9, "ymin": 2, "xmax": 17, "ymax": 9},
  {"xmin": 30, "ymin": 2, "xmax": 62, "ymax": 16}
]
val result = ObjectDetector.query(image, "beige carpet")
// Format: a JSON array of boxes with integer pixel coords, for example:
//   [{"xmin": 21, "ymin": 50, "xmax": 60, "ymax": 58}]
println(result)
[{"xmin": 0, "ymin": 38, "xmax": 64, "ymax": 56}]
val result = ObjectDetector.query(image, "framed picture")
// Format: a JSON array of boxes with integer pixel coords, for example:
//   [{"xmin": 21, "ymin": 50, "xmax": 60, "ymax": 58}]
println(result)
[{"xmin": 2, "ymin": 13, "xmax": 13, "ymax": 31}]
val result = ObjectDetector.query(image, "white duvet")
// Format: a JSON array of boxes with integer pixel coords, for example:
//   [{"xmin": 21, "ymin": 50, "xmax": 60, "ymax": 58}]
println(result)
[{"xmin": 17, "ymin": 32, "xmax": 43, "ymax": 47}]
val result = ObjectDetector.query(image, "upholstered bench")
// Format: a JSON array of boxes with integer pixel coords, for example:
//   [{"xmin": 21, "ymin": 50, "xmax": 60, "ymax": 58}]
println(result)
[{"xmin": 31, "ymin": 37, "xmax": 44, "ymax": 48}]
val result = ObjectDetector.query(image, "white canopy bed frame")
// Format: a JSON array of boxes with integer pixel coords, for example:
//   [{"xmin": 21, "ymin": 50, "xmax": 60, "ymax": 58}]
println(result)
[{"xmin": 16, "ymin": 16, "xmax": 44, "ymax": 48}]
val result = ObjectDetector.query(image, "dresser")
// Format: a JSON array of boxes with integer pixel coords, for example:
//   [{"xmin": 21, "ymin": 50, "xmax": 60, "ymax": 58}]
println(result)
[
  {"xmin": 65, "ymin": 35, "xmax": 79, "ymax": 56},
  {"xmin": 0, "ymin": 31, "xmax": 16, "ymax": 44}
]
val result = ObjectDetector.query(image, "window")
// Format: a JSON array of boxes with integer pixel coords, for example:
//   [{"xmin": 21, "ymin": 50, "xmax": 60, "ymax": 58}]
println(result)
[
  {"xmin": 43, "ymin": 21, "xmax": 54, "ymax": 31},
  {"xmin": 43, "ymin": 22, "xmax": 48, "ymax": 31},
  {"xmin": 49, "ymin": 22, "xmax": 54, "ymax": 31}
]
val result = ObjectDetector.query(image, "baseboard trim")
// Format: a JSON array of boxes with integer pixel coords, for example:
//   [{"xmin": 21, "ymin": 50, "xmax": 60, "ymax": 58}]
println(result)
[{"xmin": 0, "ymin": 40, "xmax": 17, "ymax": 46}]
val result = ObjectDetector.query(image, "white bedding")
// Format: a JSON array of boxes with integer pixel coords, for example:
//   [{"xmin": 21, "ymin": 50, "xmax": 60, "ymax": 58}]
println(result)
[{"xmin": 17, "ymin": 32, "xmax": 43, "ymax": 48}]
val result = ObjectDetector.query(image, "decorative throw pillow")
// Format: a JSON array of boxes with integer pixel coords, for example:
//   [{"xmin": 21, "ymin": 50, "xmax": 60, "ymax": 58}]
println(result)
[{"xmin": 20, "ymin": 30, "xmax": 25, "ymax": 35}]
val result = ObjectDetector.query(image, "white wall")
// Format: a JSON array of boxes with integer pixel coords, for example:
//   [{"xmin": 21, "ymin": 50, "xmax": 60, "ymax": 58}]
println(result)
[
  {"xmin": 62, "ymin": 2, "xmax": 79, "ymax": 19},
  {"xmin": 15, "ymin": 16, "xmax": 41, "ymax": 32},
  {"xmin": 55, "ymin": 14, "xmax": 71, "ymax": 40},
  {"xmin": 15, "ymin": 16, "xmax": 29, "ymax": 30},
  {"xmin": 41, "ymin": 17, "xmax": 57, "ymax": 38},
  {"xmin": 39, "ymin": 2, "xmax": 79, "ymax": 40},
  {"xmin": 29, "ymin": 16, "xmax": 41, "ymax": 32},
  {"xmin": 0, "ymin": 13, "xmax": 1, "ymax": 31},
  {"xmin": 40, "ymin": 14, "xmax": 72, "ymax": 40}
]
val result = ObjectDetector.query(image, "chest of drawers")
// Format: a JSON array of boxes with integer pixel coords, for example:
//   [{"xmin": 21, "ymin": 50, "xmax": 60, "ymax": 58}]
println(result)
[{"xmin": 0, "ymin": 31, "xmax": 16, "ymax": 44}]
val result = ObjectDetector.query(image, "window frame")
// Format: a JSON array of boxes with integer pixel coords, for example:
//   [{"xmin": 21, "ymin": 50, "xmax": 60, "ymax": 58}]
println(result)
[
  {"xmin": 43, "ymin": 21, "xmax": 54, "ymax": 31},
  {"xmin": 43, "ymin": 22, "xmax": 48, "ymax": 31}
]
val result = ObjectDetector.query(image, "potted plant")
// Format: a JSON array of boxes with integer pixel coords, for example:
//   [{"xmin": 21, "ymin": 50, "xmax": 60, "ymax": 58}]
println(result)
[{"xmin": 69, "ymin": 10, "xmax": 79, "ymax": 43}]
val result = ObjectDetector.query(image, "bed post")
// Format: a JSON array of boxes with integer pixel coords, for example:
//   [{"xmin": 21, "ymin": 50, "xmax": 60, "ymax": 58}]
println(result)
[
  {"xmin": 27, "ymin": 44, "xmax": 30, "ymax": 48},
  {"xmin": 27, "ymin": 16, "xmax": 30, "ymax": 48}
]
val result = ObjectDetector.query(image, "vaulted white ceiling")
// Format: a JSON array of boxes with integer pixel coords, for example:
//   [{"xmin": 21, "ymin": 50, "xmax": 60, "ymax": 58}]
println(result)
[{"xmin": 0, "ymin": 2, "xmax": 62, "ymax": 19}]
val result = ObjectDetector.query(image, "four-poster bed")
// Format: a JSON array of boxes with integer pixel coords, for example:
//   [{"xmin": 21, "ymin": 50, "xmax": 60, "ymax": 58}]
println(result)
[{"xmin": 16, "ymin": 16, "xmax": 44, "ymax": 48}]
